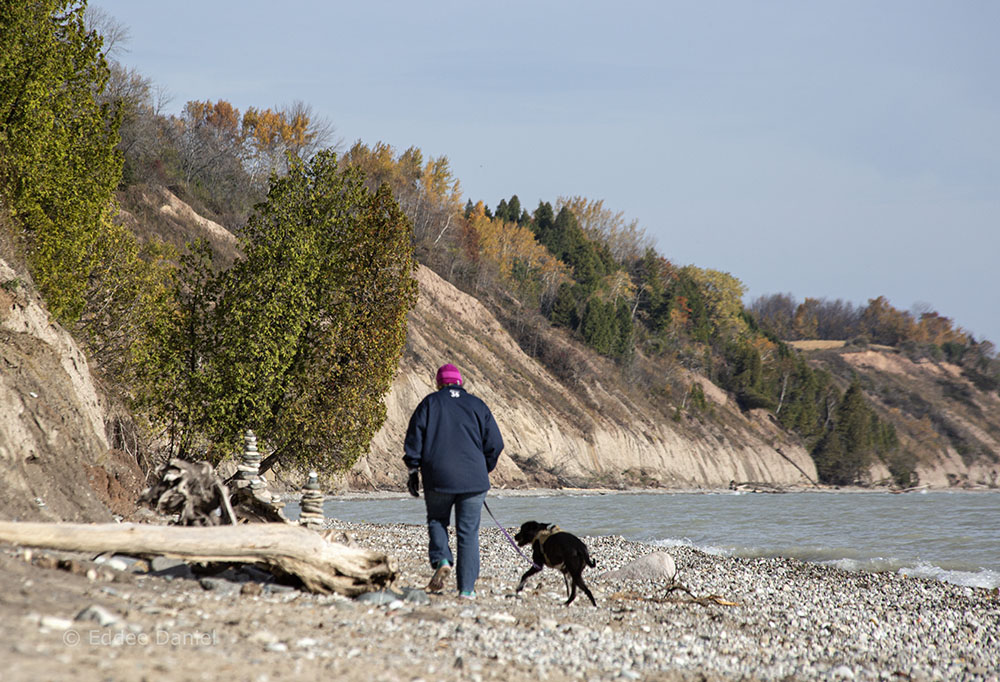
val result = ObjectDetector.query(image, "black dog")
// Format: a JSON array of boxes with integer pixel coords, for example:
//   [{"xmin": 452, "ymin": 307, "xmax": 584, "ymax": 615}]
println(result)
[{"xmin": 514, "ymin": 521, "xmax": 597, "ymax": 606}]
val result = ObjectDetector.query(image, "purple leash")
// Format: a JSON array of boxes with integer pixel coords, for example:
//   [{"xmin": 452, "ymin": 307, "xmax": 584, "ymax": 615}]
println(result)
[{"xmin": 483, "ymin": 499, "xmax": 542, "ymax": 570}]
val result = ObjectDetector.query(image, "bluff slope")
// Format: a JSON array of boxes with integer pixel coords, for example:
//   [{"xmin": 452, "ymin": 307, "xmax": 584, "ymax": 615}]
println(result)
[
  {"xmin": 115, "ymin": 186, "xmax": 998, "ymax": 491},
  {"xmin": 348, "ymin": 264, "xmax": 817, "ymax": 490},
  {"xmin": 3, "ymin": 187, "xmax": 996, "ymax": 525},
  {"xmin": 0, "ymin": 259, "xmax": 141, "ymax": 522}
]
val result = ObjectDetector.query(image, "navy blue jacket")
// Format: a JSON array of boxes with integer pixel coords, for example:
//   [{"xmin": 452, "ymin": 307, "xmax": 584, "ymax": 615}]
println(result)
[{"xmin": 403, "ymin": 386, "xmax": 504, "ymax": 494}]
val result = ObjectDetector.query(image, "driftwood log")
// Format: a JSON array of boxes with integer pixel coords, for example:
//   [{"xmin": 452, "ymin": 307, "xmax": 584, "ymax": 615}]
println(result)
[{"xmin": 0, "ymin": 521, "xmax": 396, "ymax": 596}]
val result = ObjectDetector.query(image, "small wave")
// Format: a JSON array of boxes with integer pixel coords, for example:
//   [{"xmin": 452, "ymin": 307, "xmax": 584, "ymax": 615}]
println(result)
[
  {"xmin": 898, "ymin": 562, "xmax": 1000, "ymax": 589},
  {"xmin": 649, "ymin": 538, "xmax": 1000, "ymax": 589},
  {"xmin": 650, "ymin": 537, "xmax": 734, "ymax": 557},
  {"xmin": 806, "ymin": 553, "xmax": 1000, "ymax": 589},
  {"xmin": 821, "ymin": 556, "xmax": 906, "ymax": 573}
]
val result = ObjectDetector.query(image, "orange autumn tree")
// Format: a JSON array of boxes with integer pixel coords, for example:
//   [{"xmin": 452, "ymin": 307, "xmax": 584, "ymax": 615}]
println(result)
[
  {"xmin": 912, "ymin": 311, "xmax": 968, "ymax": 347},
  {"xmin": 464, "ymin": 201, "xmax": 570, "ymax": 309},
  {"xmin": 242, "ymin": 101, "xmax": 327, "ymax": 184},
  {"xmin": 342, "ymin": 141, "xmax": 463, "ymax": 244},
  {"xmin": 860, "ymin": 296, "xmax": 916, "ymax": 346},
  {"xmin": 178, "ymin": 99, "xmax": 331, "ymax": 190}
]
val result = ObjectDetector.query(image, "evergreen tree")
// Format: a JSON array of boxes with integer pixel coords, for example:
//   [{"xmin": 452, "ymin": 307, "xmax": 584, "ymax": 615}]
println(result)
[
  {"xmin": 836, "ymin": 382, "xmax": 874, "ymax": 458},
  {"xmin": 613, "ymin": 299, "xmax": 635, "ymax": 362},
  {"xmin": 776, "ymin": 359, "xmax": 826, "ymax": 439},
  {"xmin": 0, "ymin": 0, "xmax": 123, "ymax": 323},
  {"xmin": 810, "ymin": 380, "xmax": 891, "ymax": 485},
  {"xmin": 495, "ymin": 198, "xmax": 509, "ymax": 222},
  {"xmin": 581, "ymin": 298, "xmax": 616, "ymax": 355},
  {"xmin": 154, "ymin": 152, "xmax": 418, "ymax": 471},
  {"xmin": 531, "ymin": 201, "xmax": 555, "ymax": 245},
  {"xmin": 812, "ymin": 428, "xmax": 847, "ymax": 484},
  {"xmin": 548, "ymin": 206, "xmax": 576, "ymax": 262},
  {"xmin": 670, "ymin": 271, "xmax": 712, "ymax": 342},
  {"xmin": 493, "ymin": 194, "xmax": 525, "ymax": 224},
  {"xmin": 632, "ymin": 249, "xmax": 672, "ymax": 333},
  {"xmin": 508, "ymin": 195, "xmax": 523, "ymax": 224},
  {"xmin": 549, "ymin": 283, "xmax": 580, "ymax": 329}
]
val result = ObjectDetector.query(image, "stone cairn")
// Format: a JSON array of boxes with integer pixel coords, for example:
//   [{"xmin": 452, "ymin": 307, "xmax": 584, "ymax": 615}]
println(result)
[
  {"xmin": 233, "ymin": 430, "xmax": 272, "ymax": 503},
  {"xmin": 298, "ymin": 471, "xmax": 325, "ymax": 530}
]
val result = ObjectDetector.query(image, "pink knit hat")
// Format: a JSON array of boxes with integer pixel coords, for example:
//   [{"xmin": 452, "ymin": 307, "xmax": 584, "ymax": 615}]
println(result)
[{"xmin": 435, "ymin": 363, "xmax": 463, "ymax": 388}]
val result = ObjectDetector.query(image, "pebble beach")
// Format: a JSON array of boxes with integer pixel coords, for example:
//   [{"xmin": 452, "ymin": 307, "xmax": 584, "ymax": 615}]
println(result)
[{"xmin": 3, "ymin": 518, "xmax": 999, "ymax": 681}]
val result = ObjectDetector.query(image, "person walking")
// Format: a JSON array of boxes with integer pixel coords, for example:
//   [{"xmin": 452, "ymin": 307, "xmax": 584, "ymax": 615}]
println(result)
[{"xmin": 404, "ymin": 363, "xmax": 504, "ymax": 598}]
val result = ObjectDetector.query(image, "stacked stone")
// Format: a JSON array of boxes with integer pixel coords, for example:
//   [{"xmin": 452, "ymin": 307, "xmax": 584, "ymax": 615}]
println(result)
[
  {"xmin": 298, "ymin": 471, "xmax": 325, "ymax": 530},
  {"xmin": 235, "ymin": 430, "xmax": 271, "ymax": 503}
]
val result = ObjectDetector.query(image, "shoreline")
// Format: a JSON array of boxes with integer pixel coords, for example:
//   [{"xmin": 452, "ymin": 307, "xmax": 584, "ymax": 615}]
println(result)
[
  {"xmin": 3, "ymin": 518, "xmax": 999, "ymax": 681},
  {"xmin": 280, "ymin": 484, "xmax": 1000, "ymax": 502},
  {"xmin": 279, "ymin": 488, "xmax": 1000, "ymax": 593}
]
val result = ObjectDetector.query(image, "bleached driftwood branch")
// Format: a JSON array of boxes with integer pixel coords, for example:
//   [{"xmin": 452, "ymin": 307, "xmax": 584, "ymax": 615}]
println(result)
[{"xmin": 0, "ymin": 521, "xmax": 396, "ymax": 596}]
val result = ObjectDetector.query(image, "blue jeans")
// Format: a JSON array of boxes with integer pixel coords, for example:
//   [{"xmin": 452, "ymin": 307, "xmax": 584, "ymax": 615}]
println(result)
[{"xmin": 424, "ymin": 490, "xmax": 487, "ymax": 593}]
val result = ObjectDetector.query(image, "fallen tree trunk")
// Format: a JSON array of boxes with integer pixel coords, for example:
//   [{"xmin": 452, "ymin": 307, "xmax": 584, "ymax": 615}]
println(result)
[{"xmin": 0, "ymin": 521, "xmax": 396, "ymax": 596}]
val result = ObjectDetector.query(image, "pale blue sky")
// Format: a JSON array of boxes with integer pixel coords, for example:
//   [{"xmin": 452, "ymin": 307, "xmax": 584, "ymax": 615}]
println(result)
[{"xmin": 95, "ymin": 1, "xmax": 1000, "ymax": 345}]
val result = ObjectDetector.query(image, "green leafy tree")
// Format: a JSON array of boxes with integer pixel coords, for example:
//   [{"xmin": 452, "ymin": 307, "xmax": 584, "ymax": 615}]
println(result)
[
  {"xmin": 79, "ymin": 218, "xmax": 178, "ymax": 404},
  {"xmin": 215, "ymin": 152, "xmax": 417, "ymax": 471},
  {"xmin": 680, "ymin": 265, "xmax": 748, "ymax": 340},
  {"xmin": 153, "ymin": 151, "xmax": 418, "ymax": 472},
  {"xmin": 1, "ymin": 0, "xmax": 180, "ymax": 433},
  {"xmin": 0, "ymin": 0, "xmax": 123, "ymax": 323}
]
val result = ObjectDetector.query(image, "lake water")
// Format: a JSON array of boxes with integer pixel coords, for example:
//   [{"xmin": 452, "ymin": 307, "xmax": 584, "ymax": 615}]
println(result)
[{"xmin": 285, "ymin": 490, "xmax": 1000, "ymax": 589}]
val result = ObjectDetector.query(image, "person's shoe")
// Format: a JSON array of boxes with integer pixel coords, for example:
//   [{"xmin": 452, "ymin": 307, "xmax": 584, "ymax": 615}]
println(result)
[
  {"xmin": 458, "ymin": 590, "xmax": 476, "ymax": 600},
  {"xmin": 426, "ymin": 561, "xmax": 451, "ymax": 592}
]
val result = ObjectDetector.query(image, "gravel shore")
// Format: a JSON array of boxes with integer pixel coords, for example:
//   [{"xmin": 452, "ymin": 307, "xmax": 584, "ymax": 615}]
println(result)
[{"xmin": 3, "ymin": 518, "xmax": 998, "ymax": 681}]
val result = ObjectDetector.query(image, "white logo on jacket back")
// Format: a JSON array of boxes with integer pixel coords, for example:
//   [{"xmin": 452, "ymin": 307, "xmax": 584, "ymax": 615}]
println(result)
[{"xmin": 450, "ymin": 389, "xmax": 460, "ymax": 398}]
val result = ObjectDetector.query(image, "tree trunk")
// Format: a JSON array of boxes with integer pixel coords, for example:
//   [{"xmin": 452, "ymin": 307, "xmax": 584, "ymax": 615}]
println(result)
[
  {"xmin": 775, "ymin": 372, "xmax": 789, "ymax": 415},
  {"xmin": 0, "ymin": 521, "xmax": 396, "ymax": 596}
]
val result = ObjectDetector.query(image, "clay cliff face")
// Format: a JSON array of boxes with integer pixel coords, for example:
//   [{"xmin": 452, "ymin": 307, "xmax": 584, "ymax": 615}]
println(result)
[
  {"xmin": 346, "ymin": 266, "xmax": 818, "ymax": 491},
  {"xmin": 0, "ymin": 259, "xmax": 123, "ymax": 521},
  {"xmin": 838, "ymin": 350, "xmax": 1000, "ymax": 488}
]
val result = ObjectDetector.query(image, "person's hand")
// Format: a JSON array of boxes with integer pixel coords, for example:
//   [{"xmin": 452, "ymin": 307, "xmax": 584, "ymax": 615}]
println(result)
[{"xmin": 407, "ymin": 470, "xmax": 420, "ymax": 497}]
